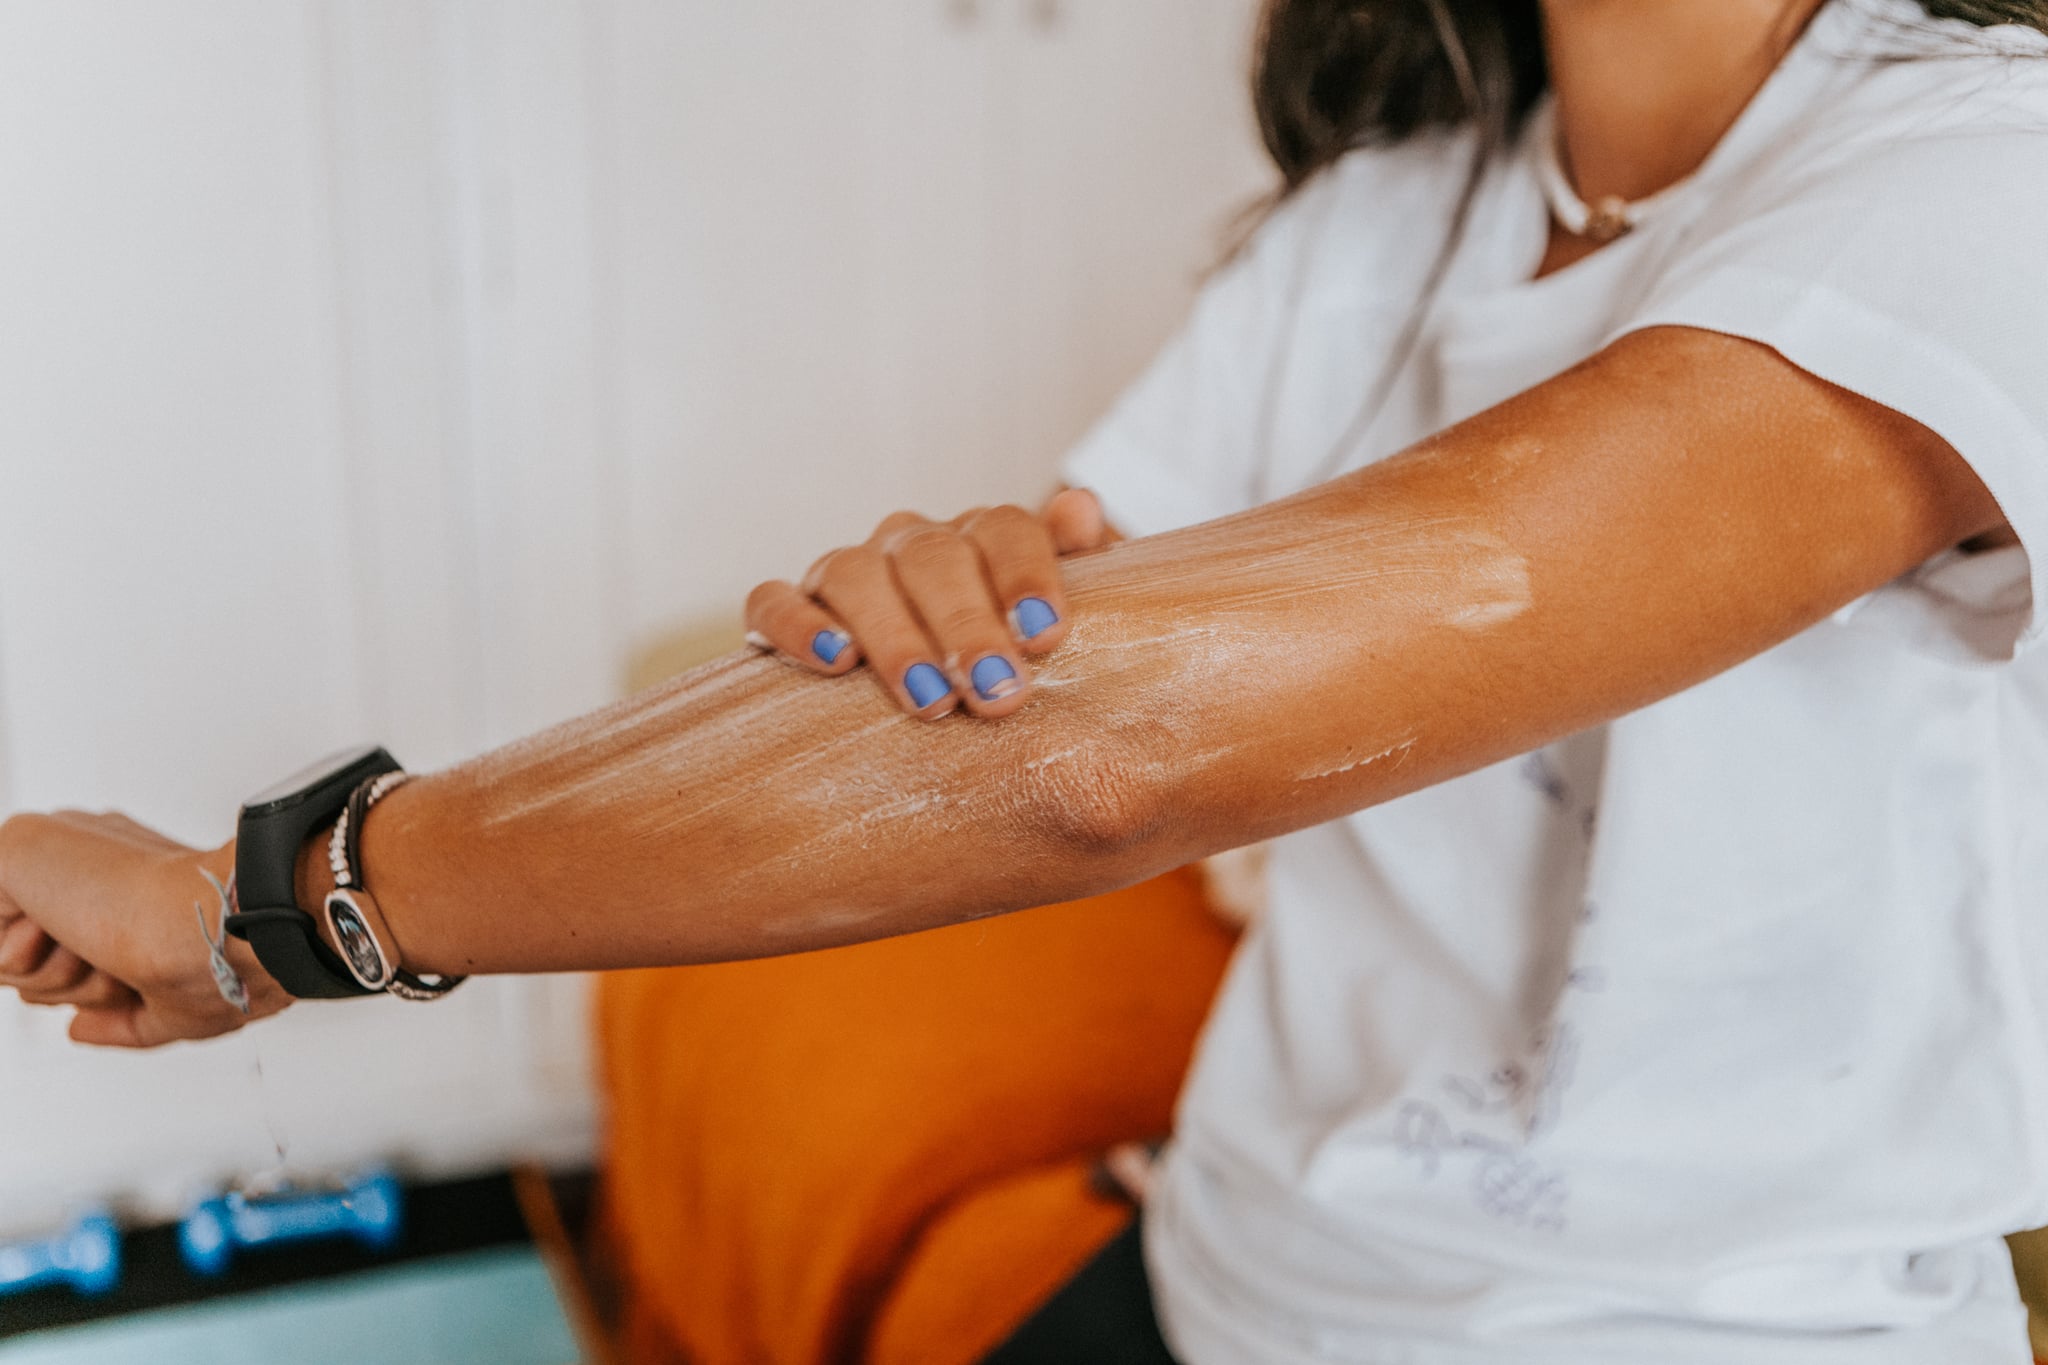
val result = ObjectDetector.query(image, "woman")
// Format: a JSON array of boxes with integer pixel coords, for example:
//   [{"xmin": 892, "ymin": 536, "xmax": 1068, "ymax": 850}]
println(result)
[{"xmin": 4, "ymin": 0, "xmax": 2047, "ymax": 1359}]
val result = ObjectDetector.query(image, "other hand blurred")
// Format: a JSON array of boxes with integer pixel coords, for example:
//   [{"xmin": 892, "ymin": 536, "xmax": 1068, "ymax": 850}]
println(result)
[{"xmin": 0, "ymin": 812, "xmax": 289, "ymax": 1047}]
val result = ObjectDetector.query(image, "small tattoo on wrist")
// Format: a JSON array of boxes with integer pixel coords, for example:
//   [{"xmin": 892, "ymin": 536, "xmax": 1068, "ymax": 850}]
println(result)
[{"xmin": 196, "ymin": 867, "xmax": 250, "ymax": 1016}]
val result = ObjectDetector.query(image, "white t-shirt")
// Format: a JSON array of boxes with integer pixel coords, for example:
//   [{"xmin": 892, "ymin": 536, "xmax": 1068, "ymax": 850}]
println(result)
[{"xmin": 1061, "ymin": 3, "xmax": 2048, "ymax": 1361}]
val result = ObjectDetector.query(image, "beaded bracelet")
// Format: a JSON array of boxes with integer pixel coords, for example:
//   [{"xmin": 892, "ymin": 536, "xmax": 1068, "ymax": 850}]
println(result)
[{"xmin": 323, "ymin": 772, "xmax": 464, "ymax": 1002}]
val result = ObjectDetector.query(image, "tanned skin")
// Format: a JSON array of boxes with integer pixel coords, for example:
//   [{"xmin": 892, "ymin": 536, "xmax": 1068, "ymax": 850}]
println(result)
[{"xmin": 0, "ymin": 0, "xmax": 2011, "ymax": 1046}]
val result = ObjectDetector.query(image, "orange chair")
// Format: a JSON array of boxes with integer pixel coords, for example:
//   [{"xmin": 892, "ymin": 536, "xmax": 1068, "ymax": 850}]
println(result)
[{"xmin": 596, "ymin": 866, "xmax": 1237, "ymax": 1365}]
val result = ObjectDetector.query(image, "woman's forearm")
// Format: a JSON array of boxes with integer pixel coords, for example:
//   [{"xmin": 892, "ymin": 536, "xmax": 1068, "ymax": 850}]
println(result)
[
  {"xmin": 363, "ymin": 327, "xmax": 2001, "ymax": 976},
  {"xmin": 364, "ymin": 493, "xmax": 1498, "ymax": 974}
]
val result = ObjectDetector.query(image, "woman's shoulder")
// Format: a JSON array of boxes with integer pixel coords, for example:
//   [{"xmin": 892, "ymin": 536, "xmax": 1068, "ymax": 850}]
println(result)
[
  {"xmin": 1791, "ymin": 1, "xmax": 2048, "ymax": 163},
  {"xmin": 1668, "ymin": 4, "xmax": 2048, "ymax": 236}
]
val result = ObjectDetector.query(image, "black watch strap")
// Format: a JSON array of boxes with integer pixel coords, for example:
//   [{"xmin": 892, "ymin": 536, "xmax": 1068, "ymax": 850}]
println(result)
[{"xmin": 227, "ymin": 745, "xmax": 401, "ymax": 999}]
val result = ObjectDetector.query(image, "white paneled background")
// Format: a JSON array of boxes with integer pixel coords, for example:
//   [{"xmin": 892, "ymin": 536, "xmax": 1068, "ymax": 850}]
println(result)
[{"xmin": 0, "ymin": 0, "xmax": 1265, "ymax": 1238}]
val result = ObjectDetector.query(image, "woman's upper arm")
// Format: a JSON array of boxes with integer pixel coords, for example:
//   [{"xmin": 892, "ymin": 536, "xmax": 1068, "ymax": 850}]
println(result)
[
  {"xmin": 1042, "ymin": 322, "xmax": 2008, "ymax": 868},
  {"xmin": 1602, "ymin": 91, "xmax": 2048, "ymax": 658}
]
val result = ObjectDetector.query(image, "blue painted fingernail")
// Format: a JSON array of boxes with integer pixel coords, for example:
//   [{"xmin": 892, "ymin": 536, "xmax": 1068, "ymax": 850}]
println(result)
[
  {"xmin": 971, "ymin": 655, "xmax": 1019, "ymax": 701},
  {"xmin": 1013, "ymin": 597, "xmax": 1059, "ymax": 639},
  {"xmin": 904, "ymin": 662, "xmax": 951, "ymax": 709},
  {"xmin": 812, "ymin": 629, "xmax": 850, "ymax": 665}
]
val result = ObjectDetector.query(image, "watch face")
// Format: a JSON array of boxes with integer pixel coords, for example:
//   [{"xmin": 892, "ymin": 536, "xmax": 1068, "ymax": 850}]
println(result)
[
  {"xmin": 324, "ymin": 892, "xmax": 392, "ymax": 991},
  {"xmin": 244, "ymin": 745, "xmax": 387, "ymax": 811}
]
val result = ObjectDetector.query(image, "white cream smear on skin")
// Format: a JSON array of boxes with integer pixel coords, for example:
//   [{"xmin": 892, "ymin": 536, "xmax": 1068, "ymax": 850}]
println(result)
[
  {"xmin": 468, "ymin": 500, "xmax": 1534, "ymax": 917},
  {"xmin": 1301, "ymin": 737, "xmax": 1418, "ymax": 783}
]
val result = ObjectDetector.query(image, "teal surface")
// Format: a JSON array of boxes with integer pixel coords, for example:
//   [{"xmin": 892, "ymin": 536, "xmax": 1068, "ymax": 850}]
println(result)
[{"xmin": 0, "ymin": 1246, "xmax": 581, "ymax": 1365}]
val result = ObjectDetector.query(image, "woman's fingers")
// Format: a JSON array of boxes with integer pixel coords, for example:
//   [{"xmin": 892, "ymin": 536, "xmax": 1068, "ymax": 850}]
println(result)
[
  {"xmin": 958, "ymin": 504, "xmax": 1070, "ymax": 653},
  {"xmin": 17, "ymin": 955, "xmax": 132, "ymax": 1009},
  {"xmin": 67, "ymin": 1005, "xmax": 145, "ymax": 1049},
  {"xmin": 1042, "ymin": 486, "xmax": 1115, "ymax": 555},
  {"xmin": 745, "ymin": 579, "xmax": 857, "ymax": 675},
  {"xmin": 0, "ymin": 921, "xmax": 132, "ymax": 1010},
  {"xmin": 743, "ymin": 497, "xmax": 1103, "ymax": 717},
  {"xmin": 0, "ymin": 915, "xmax": 56, "ymax": 980},
  {"xmin": 807, "ymin": 545, "xmax": 959, "ymax": 717},
  {"xmin": 887, "ymin": 525, "xmax": 1030, "ymax": 718},
  {"xmin": 10, "ymin": 942, "xmax": 89, "ymax": 998},
  {"xmin": 69, "ymin": 996, "xmax": 193, "ymax": 1050}
]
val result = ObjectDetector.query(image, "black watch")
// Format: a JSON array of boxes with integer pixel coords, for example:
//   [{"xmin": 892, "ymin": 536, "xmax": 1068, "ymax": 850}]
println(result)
[{"xmin": 226, "ymin": 745, "xmax": 401, "ymax": 1000}]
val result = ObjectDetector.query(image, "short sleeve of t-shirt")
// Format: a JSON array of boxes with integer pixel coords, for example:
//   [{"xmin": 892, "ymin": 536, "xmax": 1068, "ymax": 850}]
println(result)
[
  {"xmin": 1057, "ymin": 140, "xmax": 1463, "ymax": 539},
  {"xmin": 1610, "ymin": 62, "xmax": 2048, "ymax": 661},
  {"xmin": 1058, "ymin": 213, "xmax": 1288, "ymax": 539}
]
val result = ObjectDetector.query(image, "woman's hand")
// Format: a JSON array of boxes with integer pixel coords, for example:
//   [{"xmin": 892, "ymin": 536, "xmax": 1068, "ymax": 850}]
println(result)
[
  {"xmin": 0, "ymin": 812, "xmax": 291, "ymax": 1047},
  {"xmin": 744, "ymin": 487, "xmax": 1114, "ymax": 718}
]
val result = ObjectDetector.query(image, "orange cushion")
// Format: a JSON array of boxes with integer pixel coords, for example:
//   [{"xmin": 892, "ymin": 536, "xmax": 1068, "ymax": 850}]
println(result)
[
  {"xmin": 596, "ymin": 867, "xmax": 1234, "ymax": 1365},
  {"xmin": 868, "ymin": 1158, "xmax": 1132, "ymax": 1365}
]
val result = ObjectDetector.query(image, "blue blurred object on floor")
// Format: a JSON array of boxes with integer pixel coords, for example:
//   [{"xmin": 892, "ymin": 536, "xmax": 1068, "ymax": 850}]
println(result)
[
  {"xmin": 179, "ymin": 1169, "xmax": 402, "ymax": 1277},
  {"xmin": 0, "ymin": 1212, "xmax": 120, "ymax": 1300}
]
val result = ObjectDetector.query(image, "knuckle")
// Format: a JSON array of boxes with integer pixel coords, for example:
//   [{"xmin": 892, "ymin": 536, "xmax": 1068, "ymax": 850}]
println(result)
[
  {"xmin": 831, "ymin": 544, "xmax": 887, "ymax": 576},
  {"xmin": 931, "ymin": 603, "xmax": 998, "ymax": 640},
  {"xmin": 974, "ymin": 528, "xmax": 1056, "ymax": 589},
  {"xmin": 809, "ymin": 544, "xmax": 883, "ymax": 591},
  {"xmin": 890, "ymin": 526, "xmax": 965, "ymax": 566},
  {"xmin": 872, "ymin": 510, "xmax": 930, "ymax": 541},
  {"xmin": 964, "ymin": 503, "xmax": 1034, "ymax": 537}
]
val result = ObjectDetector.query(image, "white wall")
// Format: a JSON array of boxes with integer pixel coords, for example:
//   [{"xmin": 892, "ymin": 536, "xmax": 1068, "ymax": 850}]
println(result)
[
  {"xmin": 602, "ymin": 0, "xmax": 1268, "ymax": 639},
  {"xmin": 0, "ymin": 0, "xmax": 606, "ymax": 1240},
  {"xmin": 0, "ymin": 0, "xmax": 1267, "ymax": 1238}
]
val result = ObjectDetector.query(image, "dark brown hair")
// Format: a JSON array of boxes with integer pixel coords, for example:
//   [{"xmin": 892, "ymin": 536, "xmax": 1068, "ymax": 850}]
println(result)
[{"xmin": 1252, "ymin": 0, "xmax": 2048, "ymax": 194}]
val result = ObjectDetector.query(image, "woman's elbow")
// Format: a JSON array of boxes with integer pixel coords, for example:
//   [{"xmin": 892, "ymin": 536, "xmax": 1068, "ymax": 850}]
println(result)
[{"xmin": 1020, "ymin": 736, "xmax": 1176, "ymax": 862}]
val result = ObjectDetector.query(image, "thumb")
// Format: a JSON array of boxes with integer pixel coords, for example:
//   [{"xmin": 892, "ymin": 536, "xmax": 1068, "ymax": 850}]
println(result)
[
  {"xmin": 69, "ymin": 1003, "xmax": 150, "ymax": 1048},
  {"xmin": 1043, "ymin": 487, "xmax": 1114, "ymax": 556}
]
